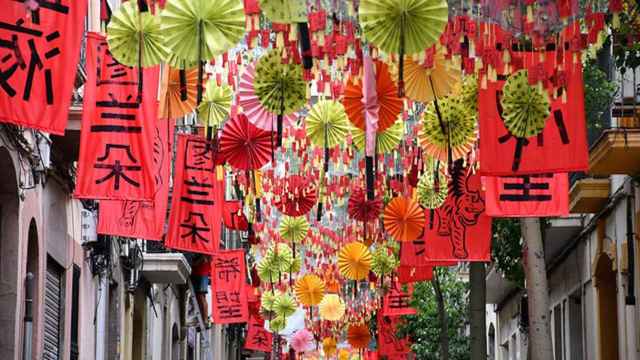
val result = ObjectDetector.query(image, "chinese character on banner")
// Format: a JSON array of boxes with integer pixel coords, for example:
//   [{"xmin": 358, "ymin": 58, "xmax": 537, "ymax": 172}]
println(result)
[
  {"xmin": 377, "ymin": 315, "xmax": 412, "ymax": 358},
  {"xmin": 397, "ymin": 240, "xmax": 447, "ymax": 284},
  {"xmin": 382, "ymin": 285, "xmax": 416, "ymax": 317},
  {"xmin": 0, "ymin": 1, "xmax": 87, "ymax": 134},
  {"xmin": 211, "ymin": 250, "xmax": 249, "ymax": 324},
  {"xmin": 97, "ymin": 118, "xmax": 175, "ymax": 240},
  {"xmin": 75, "ymin": 33, "xmax": 158, "ymax": 201},
  {"xmin": 245, "ymin": 313, "xmax": 272, "ymax": 353},
  {"xmin": 483, "ymin": 173, "xmax": 569, "ymax": 217},
  {"xmin": 478, "ymin": 26, "xmax": 588, "ymax": 176},
  {"xmin": 424, "ymin": 162, "xmax": 492, "ymax": 262},
  {"xmin": 165, "ymin": 134, "xmax": 224, "ymax": 254}
]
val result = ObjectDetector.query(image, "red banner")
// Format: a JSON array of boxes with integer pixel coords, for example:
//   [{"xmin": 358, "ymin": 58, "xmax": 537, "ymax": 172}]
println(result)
[
  {"xmin": 166, "ymin": 134, "xmax": 225, "ymax": 254},
  {"xmin": 483, "ymin": 173, "xmax": 569, "ymax": 217},
  {"xmin": 97, "ymin": 118, "xmax": 174, "ymax": 240},
  {"xmin": 382, "ymin": 286, "xmax": 416, "ymax": 317},
  {"xmin": 0, "ymin": 1, "xmax": 87, "ymax": 134},
  {"xmin": 377, "ymin": 315, "xmax": 411, "ymax": 357},
  {"xmin": 478, "ymin": 46, "xmax": 588, "ymax": 175},
  {"xmin": 245, "ymin": 313, "xmax": 272, "ymax": 353},
  {"xmin": 211, "ymin": 250, "xmax": 249, "ymax": 324},
  {"xmin": 75, "ymin": 33, "xmax": 158, "ymax": 201},
  {"xmin": 424, "ymin": 167, "xmax": 492, "ymax": 262},
  {"xmin": 397, "ymin": 265, "xmax": 433, "ymax": 284}
]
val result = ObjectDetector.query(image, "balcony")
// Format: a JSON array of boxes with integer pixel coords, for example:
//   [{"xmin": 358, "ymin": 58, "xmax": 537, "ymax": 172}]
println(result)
[
  {"xmin": 486, "ymin": 264, "xmax": 518, "ymax": 304},
  {"xmin": 543, "ymin": 215, "xmax": 583, "ymax": 263},
  {"xmin": 569, "ymin": 178, "xmax": 610, "ymax": 213},
  {"xmin": 141, "ymin": 253, "xmax": 191, "ymax": 284},
  {"xmin": 589, "ymin": 128, "xmax": 640, "ymax": 176}
]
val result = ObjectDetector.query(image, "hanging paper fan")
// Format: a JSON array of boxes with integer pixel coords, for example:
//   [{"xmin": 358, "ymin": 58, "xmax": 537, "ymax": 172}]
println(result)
[
  {"xmin": 257, "ymin": 257, "xmax": 280, "ymax": 284},
  {"xmin": 338, "ymin": 242, "xmax": 372, "ymax": 281},
  {"xmin": 305, "ymin": 100, "xmax": 351, "ymax": 148},
  {"xmin": 268, "ymin": 315, "xmax": 287, "ymax": 332},
  {"xmin": 219, "ymin": 114, "xmax": 274, "ymax": 170},
  {"xmin": 322, "ymin": 337, "xmax": 338, "ymax": 357},
  {"xmin": 159, "ymin": 67, "xmax": 199, "ymax": 119},
  {"xmin": 238, "ymin": 63, "xmax": 297, "ymax": 131},
  {"xmin": 279, "ymin": 216, "xmax": 309, "ymax": 243},
  {"xmin": 351, "ymin": 119, "xmax": 404, "ymax": 154},
  {"xmin": 371, "ymin": 246, "xmax": 398, "ymax": 277},
  {"xmin": 420, "ymin": 96, "xmax": 476, "ymax": 163},
  {"xmin": 254, "ymin": 49, "xmax": 307, "ymax": 117},
  {"xmin": 258, "ymin": 0, "xmax": 307, "ymax": 24},
  {"xmin": 343, "ymin": 61, "xmax": 402, "ymax": 133},
  {"xmin": 198, "ymin": 80, "xmax": 232, "ymax": 129},
  {"xmin": 416, "ymin": 166, "xmax": 448, "ymax": 209},
  {"xmin": 394, "ymin": 51, "xmax": 461, "ymax": 103},
  {"xmin": 261, "ymin": 290, "xmax": 280, "ymax": 312},
  {"xmin": 161, "ymin": 0, "xmax": 246, "ymax": 63},
  {"xmin": 268, "ymin": 243, "xmax": 294, "ymax": 272},
  {"xmin": 273, "ymin": 175, "xmax": 318, "ymax": 216},
  {"xmin": 501, "ymin": 70, "xmax": 551, "ymax": 138},
  {"xmin": 383, "ymin": 197, "xmax": 425, "ymax": 242},
  {"xmin": 291, "ymin": 329, "xmax": 314, "ymax": 353},
  {"xmin": 287, "ymin": 256, "xmax": 302, "ymax": 274},
  {"xmin": 294, "ymin": 274, "xmax": 325, "ymax": 306},
  {"xmin": 106, "ymin": 1, "xmax": 167, "ymax": 67},
  {"xmin": 347, "ymin": 187, "xmax": 383, "ymax": 222},
  {"xmin": 273, "ymin": 292, "xmax": 297, "ymax": 318},
  {"xmin": 460, "ymin": 75, "xmax": 479, "ymax": 114},
  {"xmin": 318, "ymin": 294, "xmax": 345, "ymax": 321},
  {"xmin": 347, "ymin": 323, "xmax": 371, "ymax": 349}
]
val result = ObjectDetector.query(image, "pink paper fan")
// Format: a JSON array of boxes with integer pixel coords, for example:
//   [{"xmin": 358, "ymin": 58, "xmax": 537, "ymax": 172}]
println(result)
[
  {"xmin": 238, "ymin": 63, "xmax": 297, "ymax": 131},
  {"xmin": 290, "ymin": 329, "xmax": 314, "ymax": 353}
]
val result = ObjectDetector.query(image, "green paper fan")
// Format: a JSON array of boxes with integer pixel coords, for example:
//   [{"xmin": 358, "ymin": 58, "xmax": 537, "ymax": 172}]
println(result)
[
  {"xmin": 416, "ymin": 164, "xmax": 448, "ymax": 209},
  {"xmin": 351, "ymin": 119, "xmax": 404, "ymax": 154},
  {"xmin": 106, "ymin": 1, "xmax": 167, "ymax": 67},
  {"xmin": 273, "ymin": 292, "xmax": 297, "ymax": 318},
  {"xmin": 269, "ymin": 316, "xmax": 287, "ymax": 332},
  {"xmin": 371, "ymin": 247, "xmax": 398, "ymax": 277},
  {"xmin": 279, "ymin": 216, "xmax": 309, "ymax": 243},
  {"xmin": 198, "ymin": 80, "xmax": 232, "ymax": 128},
  {"xmin": 420, "ymin": 96, "xmax": 476, "ymax": 162},
  {"xmin": 501, "ymin": 70, "xmax": 551, "ymax": 138},
  {"xmin": 287, "ymin": 256, "xmax": 302, "ymax": 274},
  {"xmin": 161, "ymin": 0, "xmax": 246, "ymax": 63},
  {"xmin": 257, "ymin": 257, "xmax": 279, "ymax": 283},
  {"xmin": 267, "ymin": 243, "xmax": 294, "ymax": 273},
  {"xmin": 259, "ymin": 0, "xmax": 307, "ymax": 24},
  {"xmin": 306, "ymin": 100, "xmax": 351, "ymax": 148},
  {"xmin": 460, "ymin": 75, "xmax": 479, "ymax": 114},
  {"xmin": 261, "ymin": 289, "xmax": 281, "ymax": 312},
  {"xmin": 254, "ymin": 49, "xmax": 307, "ymax": 116}
]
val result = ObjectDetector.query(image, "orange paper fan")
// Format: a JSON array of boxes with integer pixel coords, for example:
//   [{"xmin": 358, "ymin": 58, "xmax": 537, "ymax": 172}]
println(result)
[
  {"xmin": 294, "ymin": 274, "xmax": 325, "ymax": 306},
  {"xmin": 383, "ymin": 196, "xmax": 425, "ymax": 242},
  {"xmin": 337, "ymin": 242, "xmax": 372, "ymax": 280},
  {"xmin": 347, "ymin": 323, "xmax": 371, "ymax": 349},
  {"xmin": 159, "ymin": 67, "xmax": 199, "ymax": 119}
]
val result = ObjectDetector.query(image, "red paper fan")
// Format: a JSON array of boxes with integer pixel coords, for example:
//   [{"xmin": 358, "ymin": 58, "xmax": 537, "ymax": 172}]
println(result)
[
  {"xmin": 348, "ymin": 187, "xmax": 382, "ymax": 222},
  {"xmin": 273, "ymin": 175, "xmax": 317, "ymax": 216},
  {"xmin": 219, "ymin": 114, "xmax": 274, "ymax": 170}
]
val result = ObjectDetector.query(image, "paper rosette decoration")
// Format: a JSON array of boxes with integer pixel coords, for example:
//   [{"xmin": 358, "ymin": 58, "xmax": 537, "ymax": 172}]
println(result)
[
  {"xmin": 420, "ymin": 96, "xmax": 476, "ymax": 162},
  {"xmin": 383, "ymin": 196, "xmax": 425, "ymax": 242},
  {"xmin": 161, "ymin": 0, "xmax": 245, "ymax": 63},
  {"xmin": 273, "ymin": 292, "xmax": 297, "ymax": 318},
  {"xmin": 106, "ymin": 1, "xmax": 167, "ymax": 67},
  {"xmin": 347, "ymin": 187, "xmax": 383, "ymax": 222},
  {"xmin": 294, "ymin": 274, "xmax": 325, "ymax": 306},
  {"xmin": 397, "ymin": 51, "xmax": 461, "ymax": 103},
  {"xmin": 343, "ymin": 61, "xmax": 403, "ymax": 132},
  {"xmin": 238, "ymin": 63, "xmax": 297, "ymax": 131},
  {"xmin": 305, "ymin": 100, "xmax": 351, "ymax": 148},
  {"xmin": 501, "ymin": 70, "xmax": 551, "ymax": 138},
  {"xmin": 273, "ymin": 175, "xmax": 318, "ymax": 216},
  {"xmin": 291, "ymin": 329, "xmax": 315, "ymax": 352},
  {"xmin": 322, "ymin": 337, "xmax": 338, "ymax": 357},
  {"xmin": 416, "ymin": 167, "xmax": 448, "ymax": 209},
  {"xmin": 279, "ymin": 216, "xmax": 309, "ymax": 243},
  {"xmin": 351, "ymin": 119, "xmax": 404, "ymax": 154},
  {"xmin": 219, "ymin": 114, "xmax": 273, "ymax": 170},
  {"xmin": 254, "ymin": 49, "xmax": 307, "ymax": 116},
  {"xmin": 261, "ymin": 290, "xmax": 280, "ymax": 313},
  {"xmin": 347, "ymin": 323, "xmax": 371, "ymax": 349},
  {"xmin": 460, "ymin": 75, "xmax": 478, "ymax": 113},
  {"xmin": 371, "ymin": 246, "xmax": 399, "ymax": 277},
  {"xmin": 318, "ymin": 294, "xmax": 346, "ymax": 321},
  {"xmin": 159, "ymin": 67, "xmax": 199, "ymax": 119},
  {"xmin": 269, "ymin": 316, "xmax": 287, "ymax": 332},
  {"xmin": 198, "ymin": 80, "xmax": 232, "ymax": 129},
  {"xmin": 338, "ymin": 242, "xmax": 372, "ymax": 280},
  {"xmin": 359, "ymin": 0, "xmax": 448, "ymax": 56},
  {"xmin": 287, "ymin": 256, "xmax": 302, "ymax": 273},
  {"xmin": 257, "ymin": 243, "xmax": 294, "ymax": 283},
  {"xmin": 259, "ymin": 0, "xmax": 307, "ymax": 23}
]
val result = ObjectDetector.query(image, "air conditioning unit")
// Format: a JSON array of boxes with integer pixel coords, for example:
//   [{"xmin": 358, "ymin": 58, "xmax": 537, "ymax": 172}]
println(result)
[{"xmin": 80, "ymin": 209, "xmax": 98, "ymax": 246}]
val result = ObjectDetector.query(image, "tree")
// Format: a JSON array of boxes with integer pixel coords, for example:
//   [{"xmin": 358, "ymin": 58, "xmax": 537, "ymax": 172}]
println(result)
[
  {"xmin": 469, "ymin": 262, "xmax": 487, "ymax": 360},
  {"xmin": 398, "ymin": 267, "xmax": 470, "ymax": 360}
]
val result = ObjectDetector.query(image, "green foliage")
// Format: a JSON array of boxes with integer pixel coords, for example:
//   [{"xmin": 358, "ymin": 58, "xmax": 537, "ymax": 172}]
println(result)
[
  {"xmin": 398, "ymin": 268, "xmax": 470, "ymax": 360},
  {"xmin": 491, "ymin": 219, "xmax": 525, "ymax": 287},
  {"xmin": 583, "ymin": 60, "xmax": 618, "ymax": 130}
]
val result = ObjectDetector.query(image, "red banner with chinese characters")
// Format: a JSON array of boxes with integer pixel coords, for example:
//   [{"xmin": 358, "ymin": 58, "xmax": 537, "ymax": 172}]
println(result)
[
  {"xmin": 0, "ymin": 0, "xmax": 87, "ymax": 134},
  {"xmin": 397, "ymin": 265, "xmax": 433, "ymax": 284},
  {"xmin": 211, "ymin": 250, "xmax": 249, "ymax": 324},
  {"xmin": 97, "ymin": 118, "xmax": 174, "ymax": 240},
  {"xmin": 478, "ymin": 38, "xmax": 588, "ymax": 175},
  {"xmin": 377, "ymin": 315, "xmax": 412, "ymax": 358},
  {"xmin": 424, "ymin": 166, "xmax": 492, "ymax": 262},
  {"xmin": 75, "ymin": 33, "xmax": 158, "ymax": 201},
  {"xmin": 382, "ymin": 285, "xmax": 416, "ymax": 317},
  {"xmin": 398, "ymin": 240, "xmax": 446, "ymax": 284},
  {"xmin": 483, "ymin": 173, "xmax": 569, "ymax": 217},
  {"xmin": 166, "ymin": 134, "xmax": 224, "ymax": 254},
  {"xmin": 245, "ymin": 313, "xmax": 272, "ymax": 352}
]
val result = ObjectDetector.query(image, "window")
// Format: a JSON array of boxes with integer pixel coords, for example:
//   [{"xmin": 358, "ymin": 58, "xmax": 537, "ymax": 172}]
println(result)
[
  {"xmin": 44, "ymin": 257, "xmax": 65, "ymax": 360},
  {"xmin": 70, "ymin": 266, "xmax": 80, "ymax": 360},
  {"xmin": 554, "ymin": 304, "xmax": 563, "ymax": 360}
]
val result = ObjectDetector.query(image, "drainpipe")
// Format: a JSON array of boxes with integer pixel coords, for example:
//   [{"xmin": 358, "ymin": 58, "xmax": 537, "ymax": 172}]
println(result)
[
  {"xmin": 22, "ymin": 272, "xmax": 34, "ymax": 360},
  {"xmin": 626, "ymin": 180, "xmax": 636, "ymax": 306}
]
